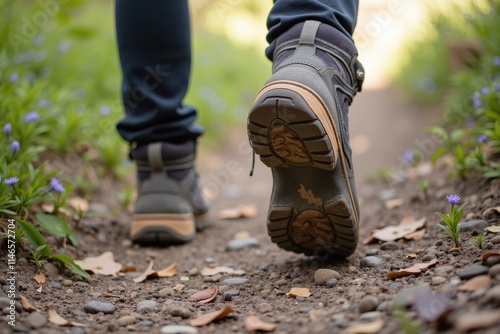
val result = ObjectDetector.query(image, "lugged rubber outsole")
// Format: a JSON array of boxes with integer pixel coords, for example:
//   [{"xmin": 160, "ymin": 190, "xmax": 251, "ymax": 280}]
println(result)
[
  {"xmin": 130, "ymin": 213, "xmax": 195, "ymax": 244},
  {"xmin": 248, "ymin": 80, "xmax": 358, "ymax": 258}
]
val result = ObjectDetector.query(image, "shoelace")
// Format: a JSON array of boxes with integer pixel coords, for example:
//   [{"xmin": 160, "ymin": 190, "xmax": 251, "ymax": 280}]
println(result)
[{"xmin": 249, "ymin": 151, "xmax": 255, "ymax": 177}]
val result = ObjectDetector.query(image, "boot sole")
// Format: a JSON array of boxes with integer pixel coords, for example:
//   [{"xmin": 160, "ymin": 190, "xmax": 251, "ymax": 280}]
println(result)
[
  {"xmin": 248, "ymin": 80, "xmax": 359, "ymax": 258},
  {"xmin": 130, "ymin": 213, "xmax": 195, "ymax": 244}
]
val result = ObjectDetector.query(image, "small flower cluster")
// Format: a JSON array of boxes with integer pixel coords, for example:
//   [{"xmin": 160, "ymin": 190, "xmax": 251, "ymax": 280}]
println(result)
[{"xmin": 435, "ymin": 195, "xmax": 468, "ymax": 247}]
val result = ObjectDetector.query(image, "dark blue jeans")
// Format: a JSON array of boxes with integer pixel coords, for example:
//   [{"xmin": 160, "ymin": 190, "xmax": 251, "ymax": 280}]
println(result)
[{"xmin": 115, "ymin": 0, "xmax": 359, "ymax": 144}]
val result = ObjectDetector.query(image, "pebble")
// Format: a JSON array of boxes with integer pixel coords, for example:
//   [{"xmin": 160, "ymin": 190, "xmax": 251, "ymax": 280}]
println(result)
[
  {"xmin": 309, "ymin": 309, "xmax": 329, "ymax": 321},
  {"xmin": 359, "ymin": 295, "xmax": 379, "ymax": 313},
  {"xmin": 204, "ymin": 257, "xmax": 215, "ymax": 264},
  {"xmin": 121, "ymin": 239, "xmax": 133, "ymax": 247},
  {"xmin": 137, "ymin": 300, "xmax": 159, "ymax": 314},
  {"xmin": 159, "ymin": 288, "xmax": 175, "ymax": 298},
  {"xmin": 275, "ymin": 278, "xmax": 288, "ymax": 286},
  {"xmin": 326, "ymin": 279, "xmax": 338, "ymax": 288},
  {"xmin": 221, "ymin": 277, "xmax": 249, "ymax": 286},
  {"xmin": 25, "ymin": 312, "xmax": 47, "ymax": 328},
  {"xmin": 484, "ymin": 285, "xmax": 500, "ymax": 305},
  {"xmin": 138, "ymin": 320, "xmax": 154, "ymax": 326},
  {"xmin": 490, "ymin": 236, "xmax": 500, "ymax": 245},
  {"xmin": 71, "ymin": 327, "xmax": 86, "ymax": 334},
  {"xmin": 188, "ymin": 268, "xmax": 199, "ymax": 276},
  {"xmin": 393, "ymin": 286, "xmax": 431, "ymax": 308},
  {"xmin": 223, "ymin": 289, "xmax": 240, "ymax": 301},
  {"xmin": 458, "ymin": 219, "xmax": 488, "ymax": 232},
  {"xmin": 331, "ymin": 313, "xmax": 348, "ymax": 328},
  {"xmin": 360, "ymin": 256, "xmax": 383, "ymax": 268},
  {"xmin": 257, "ymin": 303, "xmax": 273, "ymax": 314},
  {"xmin": 378, "ymin": 189, "xmax": 396, "ymax": 201},
  {"xmin": 431, "ymin": 276, "xmax": 447, "ymax": 285},
  {"xmin": 298, "ymin": 307, "xmax": 312, "ymax": 313},
  {"xmin": 226, "ymin": 237, "xmax": 260, "ymax": 251},
  {"xmin": 43, "ymin": 263, "xmax": 59, "ymax": 277},
  {"xmin": 83, "ymin": 300, "xmax": 116, "ymax": 314},
  {"xmin": 485, "ymin": 255, "xmax": 500, "ymax": 267},
  {"xmin": 49, "ymin": 282, "xmax": 62, "ymax": 290},
  {"xmin": 489, "ymin": 264, "xmax": 500, "ymax": 278},
  {"xmin": 163, "ymin": 302, "xmax": 192, "ymax": 319},
  {"xmin": 117, "ymin": 315, "xmax": 137, "ymax": 326},
  {"xmin": 62, "ymin": 279, "xmax": 73, "ymax": 286},
  {"xmin": 381, "ymin": 254, "xmax": 392, "ymax": 260},
  {"xmin": 422, "ymin": 253, "xmax": 437, "ymax": 262},
  {"xmin": 314, "ymin": 269, "xmax": 341, "ymax": 285},
  {"xmin": 359, "ymin": 311, "xmax": 382, "ymax": 322},
  {"xmin": 434, "ymin": 265, "xmax": 455, "ymax": 276},
  {"xmin": 459, "ymin": 265, "xmax": 489, "ymax": 280},
  {"xmin": 366, "ymin": 249, "xmax": 379, "ymax": 256},
  {"xmin": 161, "ymin": 325, "xmax": 198, "ymax": 334},
  {"xmin": 292, "ymin": 278, "xmax": 302, "ymax": 285},
  {"xmin": 380, "ymin": 241, "xmax": 399, "ymax": 251}
]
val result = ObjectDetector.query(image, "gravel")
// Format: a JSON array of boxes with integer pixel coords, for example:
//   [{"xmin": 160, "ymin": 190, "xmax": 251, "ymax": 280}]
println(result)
[
  {"xmin": 83, "ymin": 300, "xmax": 116, "ymax": 314},
  {"xmin": 360, "ymin": 256, "xmax": 383, "ymax": 268}
]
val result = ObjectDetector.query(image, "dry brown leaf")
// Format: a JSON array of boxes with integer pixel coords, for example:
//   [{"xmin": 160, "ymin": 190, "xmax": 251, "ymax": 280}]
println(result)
[
  {"xmin": 75, "ymin": 251, "xmax": 123, "ymax": 276},
  {"xmin": 120, "ymin": 266, "xmax": 137, "ymax": 273},
  {"xmin": 173, "ymin": 284, "xmax": 185, "ymax": 291},
  {"xmin": 201, "ymin": 266, "xmax": 246, "ymax": 276},
  {"xmin": 365, "ymin": 213, "xmax": 426, "ymax": 244},
  {"xmin": 455, "ymin": 310, "xmax": 500, "ymax": 332},
  {"xmin": 448, "ymin": 247, "xmax": 460, "ymax": 254},
  {"xmin": 218, "ymin": 204, "xmax": 257, "ymax": 219},
  {"xmin": 245, "ymin": 315, "xmax": 277, "ymax": 332},
  {"xmin": 384, "ymin": 198, "xmax": 404, "ymax": 210},
  {"xmin": 485, "ymin": 225, "xmax": 500, "ymax": 233},
  {"xmin": 387, "ymin": 259, "xmax": 438, "ymax": 279},
  {"xmin": 156, "ymin": 263, "xmax": 177, "ymax": 277},
  {"xmin": 286, "ymin": 287, "xmax": 312, "ymax": 298},
  {"xmin": 133, "ymin": 261, "xmax": 155, "ymax": 283},
  {"xmin": 458, "ymin": 275, "xmax": 492, "ymax": 291},
  {"xmin": 404, "ymin": 229, "xmax": 425, "ymax": 240},
  {"xmin": 34, "ymin": 272, "xmax": 46, "ymax": 284},
  {"xmin": 48, "ymin": 304, "xmax": 87, "ymax": 327},
  {"xmin": 189, "ymin": 306, "xmax": 234, "ymax": 327},
  {"xmin": 68, "ymin": 197, "xmax": 89, "ymax": 212},
  {"xmin": 188, "ymin": 286, "xmax": 218, "ymax": 303},
  {"xmin": 347, "ymin": 319, "xmax": 384, "ymax": 334},
  {"xmin": 482, "ymin": 251, "xmax": 500, "ymax": 261},
  {"xmin": 20, "ymin": 295, "xmax": 40, "ymax": 312}
]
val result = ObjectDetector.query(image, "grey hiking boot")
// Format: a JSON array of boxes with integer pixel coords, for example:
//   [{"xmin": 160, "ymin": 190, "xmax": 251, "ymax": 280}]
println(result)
[
  {"xmin": 129, "ymin": 141, "xmax": 215, "ymax": 244},
  {"xmin": 248, "ymin": 21, "xmax": 364, "ymax": 259}
]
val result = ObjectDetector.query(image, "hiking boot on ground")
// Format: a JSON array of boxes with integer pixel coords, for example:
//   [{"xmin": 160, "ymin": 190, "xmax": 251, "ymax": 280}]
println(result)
[
  {"xmin": 248, "ymin": 20, "xmax": 364, "ymax": 259},
  {"xmin": 129, "ymin": 141, "xmax": 214, "ymax": 244}
]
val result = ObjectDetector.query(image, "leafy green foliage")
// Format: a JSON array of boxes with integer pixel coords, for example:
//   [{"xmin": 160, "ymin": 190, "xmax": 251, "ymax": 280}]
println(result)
[
  {"xmin": 435, "ymin": 201, "xmax": 468, "ymax": 247},
  {"xmin": 471, "ymin": 234, "xmax": 486, "ymax": 249}
]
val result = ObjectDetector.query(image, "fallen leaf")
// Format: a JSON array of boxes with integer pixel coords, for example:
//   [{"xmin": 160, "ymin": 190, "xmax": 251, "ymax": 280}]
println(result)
[
  {"xmin": 156, "ymin": 263, "xmax": 177, "ymax": 277},
  {"xmin": 286, "ymin": 287, "xmax": 312, "ymax": 298},
  {"xmin": 173, "ymin": 284, "xmax": 185, "ymax": 291},
  {"xmin": 387, "ymin": 259, "xmax": 438, "ymax": 279},
  {"xmin": 234, "ymin": 231, "xmax": 251, "ymax": 239},
  {"xmin": 448, "ymin": 247, "xmax": 460, "ymax": 254},
  {"xmin": 68, "ymin": 197, "xmax": 89, "ymax": 212},
  {"xmin": 406, "ymin": 253, "xmax": 417, "ymax": 259},
  {"xmin": 485, "ymin": 225, "xmax": 500, "ymax": 233},
  {"xmin": 245, "ymin": 315, "xmax": 277, "ymax": 332},
  {"xmin": 347, "ymin": 319, "xmax": 384, "ymax": 334},
  {"xmin": 404, "ymin": 229, "xmax": 425, "ymax": 240},
  {"xmin": 384, "ymin": 198, "xmax": 404, "ymax": 210},
  {"xmin": 133, "ymin": 261, "xmax": 155, "ymax": 283},
  {"xmin": 482, "ymin": 251, "xmax": 500, "ymax": 261},
  {"xmin": 41, "ymin": 204, "xmax": 73, "ymax": 217},
  {"xmin": 75, "ymin": 251, "xmax": 123, "ymax": 276},
  {"xmin": 120, "ymin": 266, "xmax": 137, "ymax": 273},
  {"xmin": 414, "ymin": 290, "xmax": 452, "ymax": 322},
  {"xmin": 458, "ymin": 275, "xmax": 492, "ymax": 291},
  {"xmin": 364, "ymin": 213, "xmax": 426, "ymax": 244},
  {"xmin": 48, "ymin": 304, "xmax": 87, "ymax": 327},
  {"xmin": 201, "ymin": 266, "xmax": 246, "ymax": 276},
  {"xmin": 34, "ymin": 272, "xmax": 46, "ymax": 285},
  {"xmin": 189, "ymin": 306, "xmax": 234, "ymax": 327},
  {"xmin": 188, "ymin": 286, "xmax": 218, "ymax": 303},
  {"xmin": 20, "ymin": 295, "xmax": 40, "ymax": 312},
  {"xmin": 455, "ymin": 310, "xmax": 500, "ymax": 331},
  {"xmin": 218, "ymin": 204, "xmax": 257, "ymax": 219}
]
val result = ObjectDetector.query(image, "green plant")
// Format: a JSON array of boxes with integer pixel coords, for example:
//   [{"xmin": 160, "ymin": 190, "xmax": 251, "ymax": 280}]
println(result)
[
  {"xmin": 435, "ymin": 195, "xmax": 468, "ymax": 247},
  {"xmin": 394, "ymin": 306, "xmax": 424, "ymax": 334},
  {"xmin": 471, "ymin": 234, "xmax": 486, "ymax": 249},
  {"xmin": 417, "ymin": 179, "xmax": 430, "ymax": 200},
  {"xmin": 30, "ymin": 245, "xmax": 48, "ymax": 268}
]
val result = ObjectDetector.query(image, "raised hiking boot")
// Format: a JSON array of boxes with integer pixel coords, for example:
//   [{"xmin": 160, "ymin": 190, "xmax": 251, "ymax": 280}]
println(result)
[
  {"xmin": 247, "ymin": 21, "xmax": 364, "ymax": 259},
  {"xmin": 129, "ymin": 141, "xmax": 215, "ymax": 244}
]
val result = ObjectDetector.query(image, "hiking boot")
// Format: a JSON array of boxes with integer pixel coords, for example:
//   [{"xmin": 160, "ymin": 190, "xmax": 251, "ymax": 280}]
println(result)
[
  {"xmin": 129, "ymin": 141, "xmax": 214, "ymax": 244},
  {"xmin": 248, "ymin": 21, "xmax": 364, "ymax": 259}
]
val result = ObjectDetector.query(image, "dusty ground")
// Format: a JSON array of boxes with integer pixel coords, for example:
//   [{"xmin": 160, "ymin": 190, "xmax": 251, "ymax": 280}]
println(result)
[{"xmin": 2, "ymin": 121, "xmax": 500, "ymax": 334}]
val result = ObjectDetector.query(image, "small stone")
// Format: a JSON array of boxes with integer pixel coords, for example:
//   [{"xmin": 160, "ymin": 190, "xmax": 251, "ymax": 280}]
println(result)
[
  {"xmin": 121, "ymin": 239, "xmax": 133, "ymax": 247},
  {"xmin": 204, "ymin": 257, "xmax": 215, "ymax": 264},
  {"xmin": 434, "ymin": 265, "xmax": 455, "ymax": 277},
  {"xmin": 117, "ymin": 315, "xmax": 137, "ymax": 326},
  {"xmin": 458, "ymin": 265, "xmax": 489, "ymax": 280},
  {"xmin": 360, "ymin": 256, "xmax": 383, "ymax": 268},
  {"xmin": 43, "ymin": 263, "xmax": 59, "ymax": 277},
  {"xmin": 393, "ymin": 286, "xmax": 432, "ymax": 308},
  {"xmin": 489, "ymin": 264, "xmax": 500, "ymax": 278},
  {"xmin": 257, "ymin": 302, "xmax": 273, "ymax": 314},
  {"xmin": 292, "ymin": 278, "xmax": 302, "ymax": 285},
  {"xmin": 275, "ymin": 278, "xmax": 288, "ymax": 286},
  {"xmin": 458, "ymin": 219, "xmax": 488, "ymax": 232},
  {"xmin": 484, "ymin": 285, "xmax": 500, "ymax": 305},
  {"xmin": 381, "ymin": 254, "xmax": 392, "ymax": 260},
  {"xmin": 359, "ymin": 295, "xmax": 379, "ymax": 313},
  {"xmin": 298, "ymin": 307, "xmax": 312, "ymax": 313},
  {"xmin": 380, "ymin": 241, "xmax": 398, "ymax": 251},
  {"xmin": 314, "ymin": 269, "xmax": 341, "ymax": 285},
  {"xmin": 70, "ymin": 327, "xmax": 86, "ymax": 334},
  {"xmin": 422, "ymin": 253, "xmax": 436, "ymax": 262},
  {"xmin": 62, "ymin": 279, "xmax": 73, "ymax": 287},
  {"xmin": 49, "ymin": 282, "xmax": 62, "ymax": 290},
  {"xmin": 331, "ymin": 313, "xmax": 348, "ymax": 328},
  {"xmin": 226, "ymin": 237, "xmax": 260, "ymax": 251},
  {"xmin": 366, "ymin": 249, "xmax": 379, "ymax": 256},
  {"xmin": 136, "ymin": 300, "xmax": 159, "ymax": 314},
  {"xmin": 378, "ymin": 189, "xmax": 396, "ymax": 201},
  {"xmin": 485, "ymin": 255, "xmax": 500, "ymax": 267},
  {"xmin": 84, "ymin": 300, "xmax": 116, "ymax": 314},
  {"xmin": 490, "ymin": 236, "xmax": 500, "ymax": 245},
  {"xmin": 74, "ymin": 281, "xmax": 90, "ymax": 287},
  {"xmin": 131, "ymin": 291, "xmax": 138, "ymax": 299},
  {"xmin": 223, "ymin": 289, "xmax": 240, "ymax": 301},
  {"xmin": 138, "ymin": 320, "xmax": 154, "ymax": 326},
  {"xmin": 326, "ymin": 279, "xmax": 338, "ymax": 288},
  {"xmin": 431, "ymin": 276, "xmax": 446, "ymax": 285},
  {"xmin": 25, "ymin": 312, "xmax": 47, "ymax": 328},
  {"xmin": 221, "ymin": 277, "xmax": 249, "ymax": 286},
  {"xmin": 309, "ymin": 309, "xmax": 329, "ymax": 321},
  {"xmin": 159, "ymin": 288, "xmax": 175, "ymax": 298},
  {"xmin": 163, "ymin": 302, "xmax": 192, "ymax": 319},
  {"xmin": 161, "ymin": 325, "xmax": 198, "ymax": 334},
  {"xmin": 188, "ymin": 268, "xmax": 199, "ymax": 276}
]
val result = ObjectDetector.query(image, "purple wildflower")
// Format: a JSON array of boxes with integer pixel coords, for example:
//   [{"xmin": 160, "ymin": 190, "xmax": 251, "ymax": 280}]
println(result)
[
  {"xmin": 50, "ymin": 178, "xmax": 65, "ymax": 193},
  {"xmin": 466, "ymin": 117, "xmax": 475, "ymax": 126},
  {"xmin": 37, "ymin": 100, "xmax": 52, "ymax": 108},
  {"xmin": 25, "ymin": 111, "xmax": 40, "ymax": 123},
  {"xmin": 478, "ymin": 134, "xmax": 488, "ymax": 144},
  {"xmin": 496, "ymin": 84, "xmax": 500, "ymax": 92},
  {"xmin": 494, "ymin": 56, "xmax": 500, "ymax": 67},
  {"xmin": 4, "ymin": 177, "xmax": 19, "ymax": 185},
  {"xmin": 472, "ymin": 92, "xmax": 483, "ymax": 108},
  {"xmin": 58, "ymin": 40, "xmax": 71, "ymax": 53},
  {"xmin": 100, "ymin": 105, "xmax": 111, "ymax": 116},
  {"xmin": 11, "ymin": 140, "xmax": 20, "ymax": 154},
  {"xmin": 403, "ymin": 150, "xmax": 414, "ymax": 163},
  {"xmin": 480, "ymin": 87, "xmax": 490, "ymax": 95},
  {"xmin": 4, "ymin": 123, "xmax": 12, "ymax": 136},
  {"xmin": 446, "ymin": 195, "xmax": 460, "ymax": 205},
  {"xmin": 10, "ymin": 73, "xmax": 19, "ymax": 83}
]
